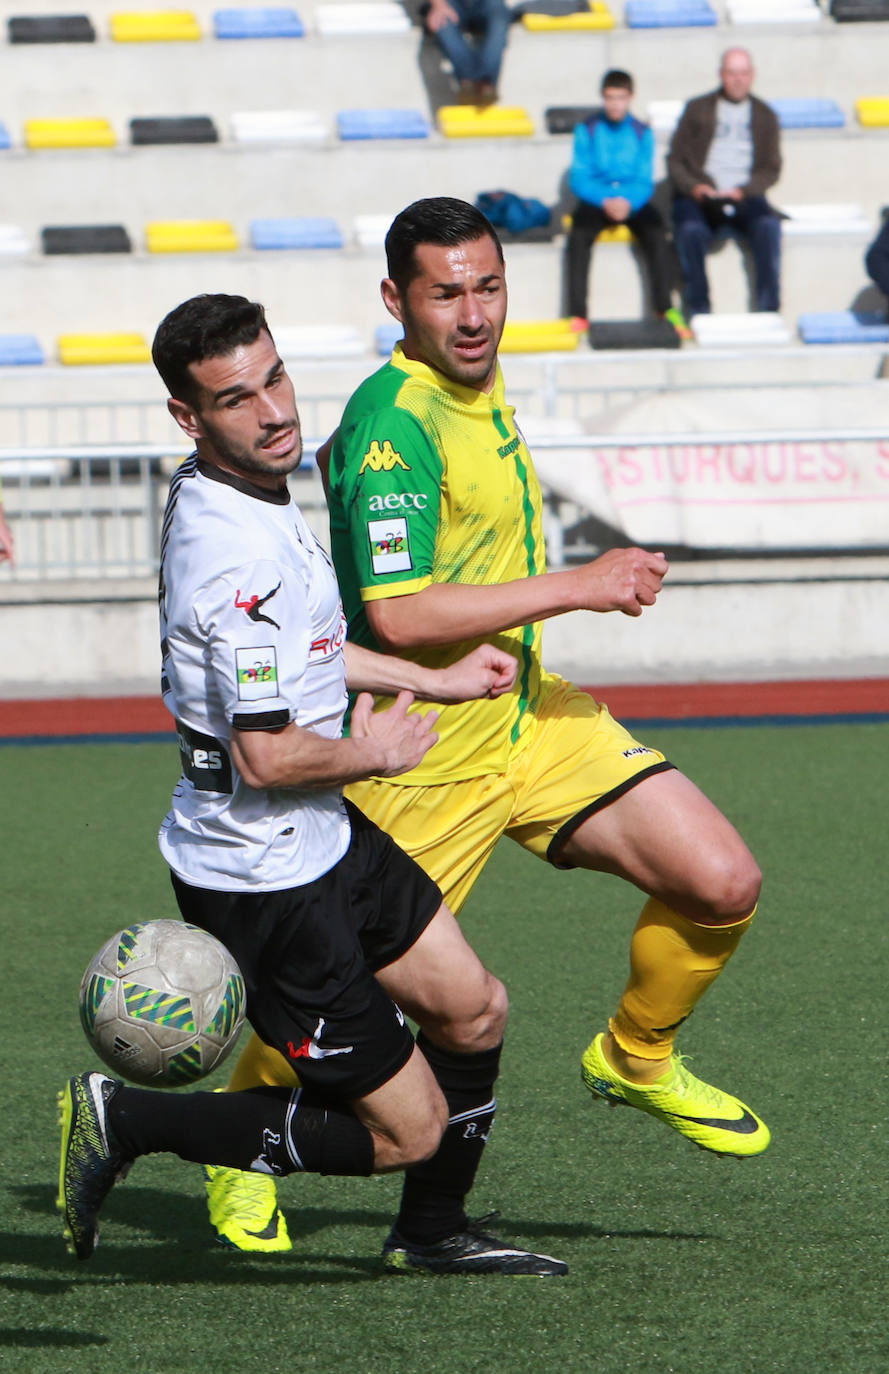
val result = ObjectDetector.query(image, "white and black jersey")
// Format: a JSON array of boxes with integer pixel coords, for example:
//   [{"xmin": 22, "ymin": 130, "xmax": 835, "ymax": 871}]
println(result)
[{"xmin": 158, "ymin": 457, "xmax": 351, "ymax": 892}]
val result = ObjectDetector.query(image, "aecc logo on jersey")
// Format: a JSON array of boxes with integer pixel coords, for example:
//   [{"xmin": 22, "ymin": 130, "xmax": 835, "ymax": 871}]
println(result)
[{"xmin": 367, "ymin": 491, "xmax": 429, "ymax": 513}]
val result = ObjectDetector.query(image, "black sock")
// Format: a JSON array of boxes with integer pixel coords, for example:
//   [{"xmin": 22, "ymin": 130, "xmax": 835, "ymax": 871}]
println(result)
[
  {"xmin": 393, "ymin": 1034, "xmax": 501, "ymax": 1246},
  {"xmin": 110, "ymin": 1084, "xmax": 374, "ymax": 1177}
]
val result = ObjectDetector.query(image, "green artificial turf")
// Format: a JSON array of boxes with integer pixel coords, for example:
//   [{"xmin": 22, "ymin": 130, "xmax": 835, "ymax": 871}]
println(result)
[{"xmin": 1, "ymin": 725, "xmax": 887, "ymax": 1373}]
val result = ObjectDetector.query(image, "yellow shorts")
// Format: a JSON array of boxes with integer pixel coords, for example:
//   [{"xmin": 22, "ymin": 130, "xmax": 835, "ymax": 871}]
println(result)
[{"xmin": 345, "ymin": 675, "xmax": 672, "ymax": 915}]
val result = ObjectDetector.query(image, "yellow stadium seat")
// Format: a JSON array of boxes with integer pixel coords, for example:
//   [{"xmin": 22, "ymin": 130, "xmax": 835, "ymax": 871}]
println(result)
[
  {"xmin": 598, "ymin": 224, "xmax": 634, "ymax": 243},
  {"xmin": 437, "ymin": 105, "xmax": 534, "ymax": 137},
  {"xmin": 58, "ymin": 332, "xmax": 151, "ymax": 365},
  {"xmin": 522, "ymin": 1, "xmax": 614, "ymax": 30},
  {"xmin": 25, "ymin": 118, "xmax": 116, "ymax": 149},
  {"xmin": 500, "ymin": 320, "xmax": 580, "ymax": 353},
  {"xmin": 110, "ymin": 10, "xmax": 201, "ymax": 41},
  {"xmin": 146, "ymin": 220, "xmax": 239, "ymax": 252},
  {"xmin": 855, "ymin": 97, "xmax": 889, "ymax": 128}
]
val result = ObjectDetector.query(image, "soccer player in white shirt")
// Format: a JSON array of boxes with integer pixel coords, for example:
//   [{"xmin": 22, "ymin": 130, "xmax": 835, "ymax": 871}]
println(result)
[{"xmin": 57, "ymin": 294, "xmax": 566, "ymax": 1276}]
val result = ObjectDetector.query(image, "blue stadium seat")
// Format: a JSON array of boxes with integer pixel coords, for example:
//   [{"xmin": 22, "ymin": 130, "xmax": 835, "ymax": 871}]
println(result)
[
  {"xmin": 797, "ymin": 310, "xmax": 889, "ymax": 344},
  {"xmin": 0, "ymin": 122, "xmax": 11, "ymax": 150},
  {"xmin": 0, "ymin": 334, "xmax": 44, "ymax": 365},
  {"xmin": 769, "ymin": 98, "xmax": 846, "ymax": 130},
  {"xmin": 337, "ymin": 109, "xmax": 430, "ymax": 140},
  {"xmin": 625, "ymin": 0, "xmax": 716, "ymax": 26},
  {"xmin": 375, "ymin": 323, "xmax": 403, "ymax": 355},
  {"xmin": 250, "ymin": 217, "xmax": 344, "ymax": 249},
  {"xmin": 213, "ymin": 7, "xmax": 305, "ymax": 37}
]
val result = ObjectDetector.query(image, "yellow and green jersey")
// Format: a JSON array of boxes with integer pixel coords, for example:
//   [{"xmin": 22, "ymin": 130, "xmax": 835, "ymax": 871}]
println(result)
[{"xmin": 328, "ymin": 344, "xmax": 548, "ymax": 783}]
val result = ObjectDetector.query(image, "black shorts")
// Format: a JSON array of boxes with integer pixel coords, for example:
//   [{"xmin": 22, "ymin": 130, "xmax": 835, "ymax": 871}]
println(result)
[{"xmin": 170, "ymin": 801, "xmax": 443, "ymax": 1101}]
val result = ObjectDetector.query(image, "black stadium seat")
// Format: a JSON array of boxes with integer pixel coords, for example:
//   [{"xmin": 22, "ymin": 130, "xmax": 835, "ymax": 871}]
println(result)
[
  {"xmin": 129, "ymin": 116, "xmax": 219, "ymax": 145},
  {"xmin": 8, "ymin": 14, "xmax": 96, "ymax": 41},
  {"xmin": 545, "ymin": 106, "xmax": 598, "ymax": 135},
  {"xmin": 831, "ymin": 0, "xmax": 889, "ymax": 16},
  {"xmin": 588, "ymin": 319, "xmax": 681, "ymax": 350},
  {"xmin": 41, "ymin": 225, "xmax": 132, "ymax": 255}
]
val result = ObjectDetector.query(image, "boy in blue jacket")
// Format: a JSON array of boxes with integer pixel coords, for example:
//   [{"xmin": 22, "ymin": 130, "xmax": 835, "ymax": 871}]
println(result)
[{"xmin": 566, "ymin": 70, "xmax": 685, "ymax": 334}]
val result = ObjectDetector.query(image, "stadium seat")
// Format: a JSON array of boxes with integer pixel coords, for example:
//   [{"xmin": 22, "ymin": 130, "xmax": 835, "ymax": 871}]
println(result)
[
  {"xmin": 438, "ymin": 106, "xmax": 534, "ymax": 137},
  {"xmin": 213, "ymin": 7, "xmax": 305, "ymax": 36},
  {"xmin": 25, "ymin": 118, "xmax": 116, "ymax": 149},
  {"xmin": 250, "ymin": 217, "xmax": 344, "ymax": 249},
  {"xmin": 8, "ymin": 14, "xmax": 96, "ymax": 41},
  {"xmin": 146, "ymin": 220, "xmax": 239, "ymax": 252},
  {"xmin": 625, "ymin": 0, "xmax": 716, "ymax": 27},
  {"xmin": 690, "ymin": 313, "xmax": 792, "ymax": 346},
  {"xmin": 856, "ymin": 98, "xmax": 889, "ymax": 128},
  {"xmin": 110, "ymin": 11, "xmax": 202, "ymax": 41},
  {"xmin": 797, "ymin": 310, "xmax": 889, "ymax": 344},
  {"xmin": 598, "ymin": 224, "xmax": 634, "ymax": 243},
  {"xmin": 588, "ymin": 319, "xmax": 681, "ymax": 349},
  {"xmin": 829, "ymin": 0, "xmax": 889, "ymax": 17},
  {"xmin": 545, "ymin": 106, "xmax": 597, "ymax": 135},
  {"xmin": 41, "ymin": 224, "xmax": 132, "ymax": 254},
  {"xmin": 231, "ymin": 109, "xmax": 327, "ymax": 143},
  {"xmin": 0, "ymin": 123, "xmax": 10, "ymax": 150},
  {"xmin": 337, "ymin": 109, "xmax": 429, "ymax": 140},
  {"xmin": 314, "ymin": 3, "xmax": 410, "ymax": 34},
  {"xmin": 499, "ymin": 320, "xmax": 580, "ymax": 352},
  {"xmin": 274, "ymin": 325, "xmax": 364, "ymax": 358},
  {"xmin": 780, "ymin": 204, "xmax": 871, "ymax": 236},
  {"xmin": 130, "ymin": 116, "xmax": 219, "ymax": 144},
  {"xmin": 0, "ymin": 334, "xmax": 44, "ymax": 365},
  {"xmin": 727, "ymin": 0, "xmax": 820, "ymax": 20},
  {"xmin": 375, "ymin": 323, "xmax": 403, "ymax": 354},
  {"xmin": 57, "ymin": 332, "xmax": 152, "ymax": 364},
  {"xmin": 354, "ymin": 214, "xmax": 394, "ymax": 248},
  {"xmin": 647, "ymin": 99, "xmax": 684, "ymax": 134},
  {"xmin": 769, "ymin": 99, "xmax": 845, "ymax": 130},
  {"xmin": 521, "ymin": 1, "xmax": 614, "ymax": 30},
  {"xmin": 0, "ymin": 225, "xmax": 29, "ymax": 255}
]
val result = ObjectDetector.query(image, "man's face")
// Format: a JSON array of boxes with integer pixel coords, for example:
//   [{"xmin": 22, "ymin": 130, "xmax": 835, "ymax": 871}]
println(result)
[
  {"xmin": 382, "ymin": 235, "xmax": 507, "ymax": 392},
  {"xmin": 720, "ymin": 50, "xmax": 754, "ymax": 103},
  {"xmin": 173, "ymin": 330, "xmax": 302, "ymax": 489},
  {"xmin": 602, "ymin": 86, "xmax": 632, "ymax": 123}
]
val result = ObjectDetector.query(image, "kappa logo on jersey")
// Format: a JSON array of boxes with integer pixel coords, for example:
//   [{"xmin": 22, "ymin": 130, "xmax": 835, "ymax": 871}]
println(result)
[
  {"xmin": 286, "ymin": 1016, "xmax": 354, "ymax": 1062},
  {"xmin": 235, "ymin": 646, "xmax": 279, "ymax": 701},
  {"xmin": 235, "ymin": 581, "xmax": 282, "ymax": 630},
  {"xmin": 622, "ymin": 746, "xmax": 656, "ymax": 759},
  {"xmin": 359, "ymin": 440, "xmax": 411, "ymax": 475},
  {"xmin": 497, "ymin": 434, "xmax": 521, "ymax": 460},
  {"xmin": 309, "ymin": 612, "xmax": 347, "ymax": 662},
  {"xmin": 367, "ymin": 516, "xmax": 412, "ymax": 574},
  {"xmin": 368, "ymin": 491, "xmax": 429, "ymax": 513}
]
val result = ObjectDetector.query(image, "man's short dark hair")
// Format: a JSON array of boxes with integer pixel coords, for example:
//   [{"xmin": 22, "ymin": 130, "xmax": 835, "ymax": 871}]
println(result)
[
  {"xmin": 601, "ymin": 69, "xmax": 634, "ymax": 95},
  {"xmin": 385, "ymin": 197, "xmax": 504, "ymax": 293},
  {"xmin": 152, "ymin": 293, "xmax": 269, "ymax": 404}
]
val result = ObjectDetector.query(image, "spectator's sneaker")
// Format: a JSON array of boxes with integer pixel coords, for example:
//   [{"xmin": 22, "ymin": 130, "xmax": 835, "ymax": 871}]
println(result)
[
  {"xmin": 664, "ymin": 307, "xmax": 693, "ymax": 340},
  {"xmin": 57, "ymin": 1072, "xmax": 131, "ymax": 1260},
  {"xmin": 581, "ymin": 1032, "xmax": 770, "ymax": 1157},
  {"xmin": 382, "ymin": 1213, "xmax": 567, "ymax": 1275},
  {"xmin": 203, "ymin": 1165, "xmax": 291, "ymax": 1253}
]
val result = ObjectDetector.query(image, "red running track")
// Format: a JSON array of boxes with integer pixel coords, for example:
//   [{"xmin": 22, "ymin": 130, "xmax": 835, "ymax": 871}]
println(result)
[{"xmin": 0, "ymin": 679, "xmax": 886, "ymax": 738}]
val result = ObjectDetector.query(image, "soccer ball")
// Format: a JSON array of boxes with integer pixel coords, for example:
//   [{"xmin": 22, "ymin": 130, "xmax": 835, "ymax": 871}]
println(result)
[{"xmin": 79, "ymin": 920, "xmax": 246, "ymax": 1087}]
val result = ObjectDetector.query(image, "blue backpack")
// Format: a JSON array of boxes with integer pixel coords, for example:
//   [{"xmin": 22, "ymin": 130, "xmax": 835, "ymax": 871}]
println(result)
[{"xmin": 475, "ymin": 191, "xmax": 551, "ymax": 235}]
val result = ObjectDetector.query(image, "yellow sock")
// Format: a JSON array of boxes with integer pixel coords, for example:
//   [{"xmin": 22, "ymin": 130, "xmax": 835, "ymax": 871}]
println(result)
[
  {"xmin": 610, "ymin": 898, "xmax": 756, "ymax": 1059},
  {"xmin": 226, "ymin": 1031, "xmax": 300, "ymax": 1091}
]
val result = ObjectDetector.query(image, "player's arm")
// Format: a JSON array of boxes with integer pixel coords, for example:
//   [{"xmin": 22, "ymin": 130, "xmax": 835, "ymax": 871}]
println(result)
[
  {"xmin": 343, "ymin": 639, "xmax": 517, "ymax": 703},
  {"xmin": 231, "ymin": 692, "xmax": 438, "ymax": 791},
  {"xmin": 365, "ymin": 547, "xmax": 669, "ymax": 652}
]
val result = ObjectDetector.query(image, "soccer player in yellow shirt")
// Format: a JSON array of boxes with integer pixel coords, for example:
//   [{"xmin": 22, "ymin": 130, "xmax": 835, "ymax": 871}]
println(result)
[{"xmin": 212, "ymin": 197, "xmax": 769, "ymax": 1258}]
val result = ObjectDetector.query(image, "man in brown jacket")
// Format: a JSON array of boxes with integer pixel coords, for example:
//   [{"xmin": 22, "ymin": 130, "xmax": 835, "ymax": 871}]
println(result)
[{"xmin": 667, "ymin": 48, "xmax": 782, "ymax": 317}]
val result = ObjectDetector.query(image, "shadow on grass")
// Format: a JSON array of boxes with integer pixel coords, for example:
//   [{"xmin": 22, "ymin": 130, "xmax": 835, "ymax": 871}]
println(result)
[{"xmin": 0, "ymin": 1328, "xmax": 109, "ymax": 1349}]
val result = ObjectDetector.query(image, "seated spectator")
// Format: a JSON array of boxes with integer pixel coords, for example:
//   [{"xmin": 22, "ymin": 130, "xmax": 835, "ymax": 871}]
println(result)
[
  {"xmin": 668, "ymin": 48, "xmax": 782, "ymax": 317},
  {"xmin": 865, "ymin": 216, "xmax": 889, "ymax": 308},
  {"xmin": 565, "ymin": 70, "xmax": 686, "ymax": 335},
  {"xmin": 423, "ymin": 0, "xmax": 511, "ymax": 106}
]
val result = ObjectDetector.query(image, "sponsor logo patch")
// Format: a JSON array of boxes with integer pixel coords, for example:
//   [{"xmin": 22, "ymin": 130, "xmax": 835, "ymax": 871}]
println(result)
[
  {"xmin": 309, "ymin": 612, "xmax": 347, "ymax": 662},
  {"xmin": 368, "ymin": 516, "xmax": 412, "ymax": 574},
  {"xmin": 234, "ymin": 581, "xmax": 282, "ymax": 630},
  {"xmin": 236, "ymin": 646, "xmax": 279, "ymax": 700},
  {"xmin": 367, "ymin": 491, "xmax": 429, "ymax": 513},
  {"xmin": 359, "ymin": 440, "xmax": 411, "ymax": 475}
]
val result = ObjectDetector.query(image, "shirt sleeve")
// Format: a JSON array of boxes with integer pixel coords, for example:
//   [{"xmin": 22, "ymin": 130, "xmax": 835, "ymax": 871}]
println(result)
[
  {"xmin": 193, "ymin": 557, "xmax": 311, "ymax": 731},
  {"xmin": 336, "ymin": 406, "xmax": 444, "ymax": 602}
]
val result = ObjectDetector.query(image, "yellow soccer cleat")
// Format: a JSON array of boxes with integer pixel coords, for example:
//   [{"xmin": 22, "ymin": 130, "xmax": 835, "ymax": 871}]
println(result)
[
  {"xmin": 581, "ymin": 1032, "xmax": 770, "ymax": 1157},
  {"xmin": 203, "ymin": 1165, "xmax": 292, "ymax": 1252}
]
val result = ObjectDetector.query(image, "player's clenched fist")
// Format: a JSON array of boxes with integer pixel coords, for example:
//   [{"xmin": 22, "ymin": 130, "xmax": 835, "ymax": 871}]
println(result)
[
  {"xmin": 574, "ymin": 547, "xmax": 669, "ymax": 617},
  {"xmin": 351, "ymin": 689, "xmax": 440, "ymax": 777}
]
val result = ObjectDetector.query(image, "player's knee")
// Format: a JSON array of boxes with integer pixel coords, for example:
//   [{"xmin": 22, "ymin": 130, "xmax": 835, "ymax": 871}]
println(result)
[
  {"xmin": 449, "ymin": 972, "xmax": 508, "ymax": 1052},
  {"xmin": 697, "ymin": 848, "xmax": 762, "ymax": 923}
]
